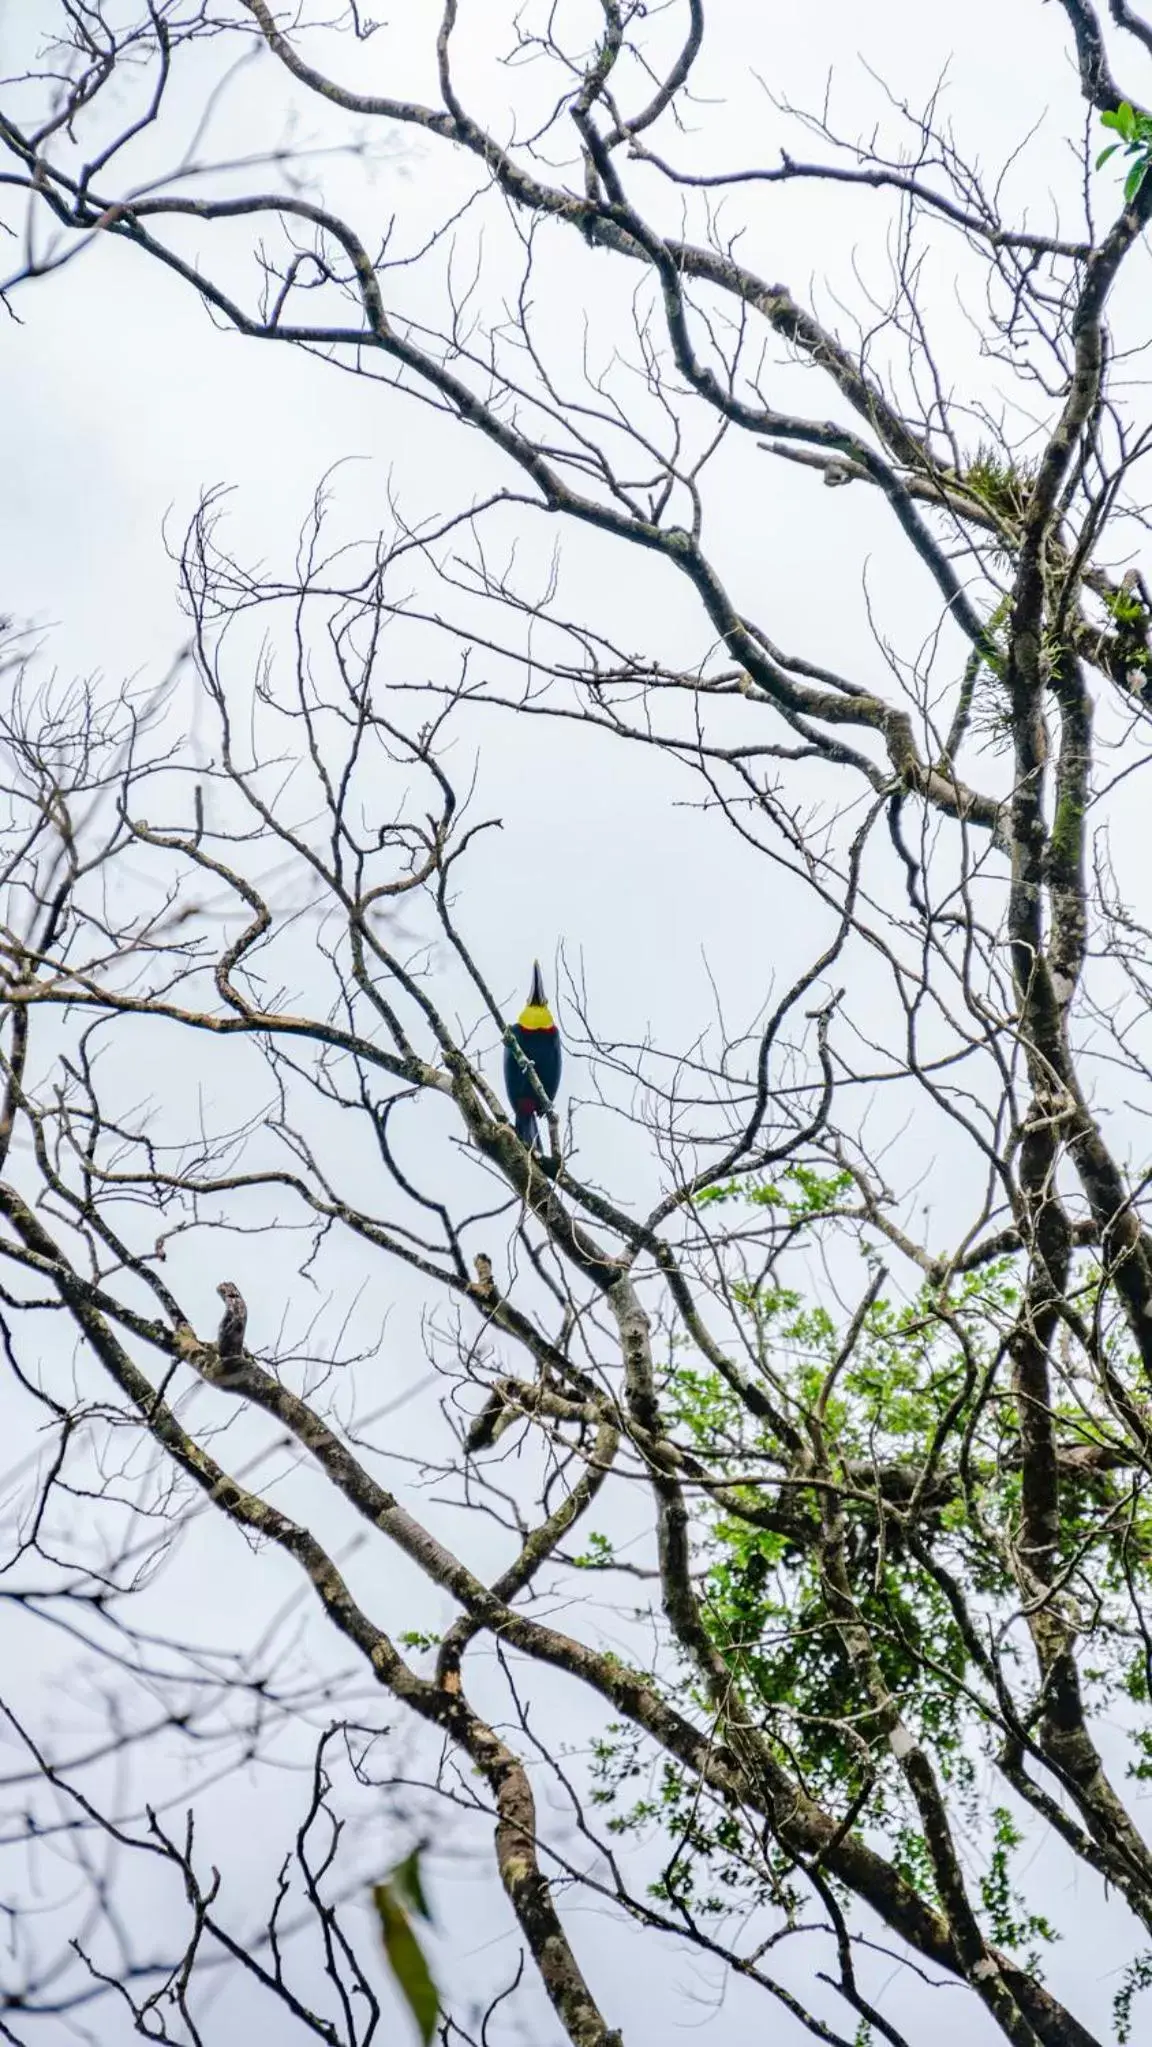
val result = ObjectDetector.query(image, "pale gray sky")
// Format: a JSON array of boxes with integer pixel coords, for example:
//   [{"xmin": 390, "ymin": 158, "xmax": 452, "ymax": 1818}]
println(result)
[{"xmin": 3, "ymin": 1, "xmax": 1152, "ymax": 2042}]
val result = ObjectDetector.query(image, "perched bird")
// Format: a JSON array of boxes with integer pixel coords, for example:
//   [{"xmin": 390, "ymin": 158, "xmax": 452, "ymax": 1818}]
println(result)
[
  {"xmin": 216, "ymin": 1280, "xmax": 248, "ymax": 1362},
  {"xmin": 503, "ymin": 961, "xmax": 562, "ymax": 1151}
]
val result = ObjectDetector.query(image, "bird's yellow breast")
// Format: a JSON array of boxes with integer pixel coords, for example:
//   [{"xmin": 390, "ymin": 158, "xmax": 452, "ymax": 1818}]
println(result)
[{"xmin": 517, "ymin": 1003, "xmax": 555, "ymax": 1031}]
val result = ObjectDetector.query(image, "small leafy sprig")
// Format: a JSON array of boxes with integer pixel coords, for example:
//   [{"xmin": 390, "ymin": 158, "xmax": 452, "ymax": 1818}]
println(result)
[{"xmin": 1097, "ymin": 101, "xmax": 1152, "ymax": 203}]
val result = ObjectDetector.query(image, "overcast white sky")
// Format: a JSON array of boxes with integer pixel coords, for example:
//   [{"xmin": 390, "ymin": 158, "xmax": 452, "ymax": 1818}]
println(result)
[{"xmin": 5, "ymin": 2, "xmax": 1152, "ymax": 2042}]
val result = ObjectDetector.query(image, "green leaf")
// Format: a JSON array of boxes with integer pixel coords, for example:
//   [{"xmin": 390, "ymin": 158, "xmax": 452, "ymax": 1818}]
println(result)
[
  {"xmin": 390, "ymin": 1844, "xmax": 434, "ymax": 1922},
  {"xmin": 371, "ymin": 1858, "xmax": 440, "ymax": 2046},
  {"xmin": 1095, "ymin": 143, "xmax": 1120, "ymax": 169},
  {"xmin": 1124, "ymin": 159, "xmax": 1149, "ymax": 204},
  {"xmin": 1103, "ymin": 100, "xmax": 1139, "ymax": 140}
]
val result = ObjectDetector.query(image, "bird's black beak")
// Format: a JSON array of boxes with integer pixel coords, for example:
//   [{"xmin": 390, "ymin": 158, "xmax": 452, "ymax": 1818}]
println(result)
[{"xmin": 529, "ymin": 960, "xmax": 546, "ymax": 1006}]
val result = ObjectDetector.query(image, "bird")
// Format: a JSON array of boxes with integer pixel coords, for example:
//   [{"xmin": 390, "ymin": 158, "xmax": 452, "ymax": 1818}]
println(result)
[
  {"xmin": 503, "ymin": 961, "xmax": 562, "ymax": 1151},
  {"xmin": 216, "ymin": 1280, "xmax": 248, "ymax": 1362}
]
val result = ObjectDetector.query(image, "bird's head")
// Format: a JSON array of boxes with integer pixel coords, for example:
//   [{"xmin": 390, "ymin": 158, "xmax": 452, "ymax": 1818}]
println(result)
[{"xmin": 518, "ymin": 959, "xmax": 555, "ymax": 1031}]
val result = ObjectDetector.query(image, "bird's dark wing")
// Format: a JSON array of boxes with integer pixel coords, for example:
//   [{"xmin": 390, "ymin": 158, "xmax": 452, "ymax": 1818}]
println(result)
[
  {"xmin": 534, "ymin": 1031, "xmax": 561, "ymax": 1102},
  {"xmin": 503, "ymin": 1035, "xmax": 530, "ymax": 1109}
]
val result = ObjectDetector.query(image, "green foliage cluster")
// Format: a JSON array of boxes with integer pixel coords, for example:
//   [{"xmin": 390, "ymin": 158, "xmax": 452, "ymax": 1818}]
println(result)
[
  {"xmin": 1103, "ymin": 581, "xmax": 1151, "ymax": 683},
  {"xmin": 1105, "ymin": 585, "xmax": 1147, "ymax": 629},
  {"xmin": 962, "ymin": 444, "xmax": 1036, "ymax": 520},
  {"xmin": 1097, "ymin": 101, "xmax": 1152, "ymax": 203},
  {"xmin": 1115, "ymin": 1949, "xmax": 1152, "ymax": 2045},
  {"xmin": 586, "ymin": 1186, "xmax": 1152, "ymax": 1988}
]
